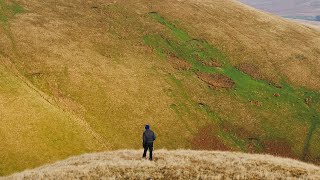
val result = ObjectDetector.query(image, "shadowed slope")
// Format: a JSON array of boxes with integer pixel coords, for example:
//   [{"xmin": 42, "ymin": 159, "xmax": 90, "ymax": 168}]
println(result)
[{"xmin": 3, "ymin": 150, "xmax": 320, "ymax": 179}]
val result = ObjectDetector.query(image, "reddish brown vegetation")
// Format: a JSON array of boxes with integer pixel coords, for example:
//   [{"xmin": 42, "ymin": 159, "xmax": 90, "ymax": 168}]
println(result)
[
  {"xmin": 168, "ymin": 55, "xmax": 192, "ymax": 70},
  {"xmin": 250, "ymin": 100, "xmax": 262, "ymax": 107},
  {"xmin": 246, "ymin": 139, "xmax": 261, "ymax": 153},
  {"xmin": 305, "ymin": 96, "xmax": 312, "ymax": 106},
  {"xmin": 197, "ymin": 73, "xmax": 235, "ymax": 89},
  {"xmin": 202, "ymin": 59, "xmax": 222, "ymax": 67},
  {"xmin": 237, "ymin": 63, "xmax": 262, "ymax": 79},
  {"xmin": 273, "ymin": 93, "xmax": 281, "ymax": 97},
  {"xmin": 196, "ymin": 56, "xmax": 222, "ymax": 67},
  {"xmin": 220, "ymin": 122, "xmax": 255, "ymax": 140},
  {"xmin": 262, "ymin": 139, "xmax": 296, "ymax": 158},
  {"xmin": 191, "ymin": 125, "xmax": 231, "ymax": 151},
  {"xmin": 220, "ymin": 121, "xmax": 262, "ymax": 153}
]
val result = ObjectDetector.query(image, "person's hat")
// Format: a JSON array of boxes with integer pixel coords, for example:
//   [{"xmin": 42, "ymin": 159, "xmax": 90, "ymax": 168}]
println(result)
[{"xmin": 145, "ymin": 124, "xmax": 150, "ymax": 130}]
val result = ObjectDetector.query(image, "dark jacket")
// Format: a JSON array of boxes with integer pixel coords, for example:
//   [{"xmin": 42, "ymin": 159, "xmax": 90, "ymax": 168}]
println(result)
[{"xmin": 143, "ymin": 129, "xmax": 156, "ymax": 144}]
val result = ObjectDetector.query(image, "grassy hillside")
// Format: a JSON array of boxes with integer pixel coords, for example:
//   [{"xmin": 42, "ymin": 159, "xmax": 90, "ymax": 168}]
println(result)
[
  {"xmin": 0, "ymin": 0, "xmax": 320, "ymax": 175},
  {"xmin": 4, "ymin": 150, "xmax": 320, "ymax": 179}
]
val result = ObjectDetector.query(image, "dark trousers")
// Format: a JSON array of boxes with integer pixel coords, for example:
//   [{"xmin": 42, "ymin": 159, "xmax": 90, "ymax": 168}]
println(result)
[{"xmin": 143, "ymin": 142, "xmax": 153, "ymax": 160}]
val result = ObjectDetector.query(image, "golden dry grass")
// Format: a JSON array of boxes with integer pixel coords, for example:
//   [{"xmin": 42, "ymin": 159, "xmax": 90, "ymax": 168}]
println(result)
[
  {"xmin": 3, "ymin": 150, "xmax": 320, "ymax": 179},
  {"xmin": 0, "ymin": 58, "xmax": 106, "ymax": 175}
]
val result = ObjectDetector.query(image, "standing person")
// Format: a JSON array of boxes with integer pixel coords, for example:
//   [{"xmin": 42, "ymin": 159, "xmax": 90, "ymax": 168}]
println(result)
[{"xmin": 142, "ymin": 124, "xmax": 156, "ymax": 161}]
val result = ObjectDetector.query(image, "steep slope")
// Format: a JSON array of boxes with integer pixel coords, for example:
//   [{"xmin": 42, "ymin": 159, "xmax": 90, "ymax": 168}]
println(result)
[
  {"xmin": 3, "ymin": 150, "xmax": 320, "ymax": 179},
  {"xmin": 0, "ymin": 62, "xmax": 108, "ymax": 175},
  {"xmin": 0, "ymin": 1, "xmax": 110, "ymax": 175},
  {"xmin": 0, "ymin": 0, "xmax": 320, "ymax": 175}
]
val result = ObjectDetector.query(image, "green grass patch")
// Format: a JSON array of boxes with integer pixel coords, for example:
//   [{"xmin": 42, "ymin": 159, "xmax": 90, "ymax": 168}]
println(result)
[
  {"xmin": 0, "ymin": 0, "xmax": 24, "ymax": 51},
  {"xmin": 198, "ymin": 103, "xmax": 221, "ymax": 122},
  {"xmin": 198, "ymin": 103, "xmax": 256, "ymax": 151},
  {"xmin": 149, "ymin": 12, "xmax": 191, "ymax": 42},
  {"xmin": 218, "ymin": 130, "xmax": 247, "ymax": 151},
  {"xmin": 0, "ymin": 0, "xmax": 24, "ymax": 24}
]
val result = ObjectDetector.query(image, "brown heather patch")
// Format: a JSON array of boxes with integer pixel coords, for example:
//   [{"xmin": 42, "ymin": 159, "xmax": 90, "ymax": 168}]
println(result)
[
  {"xmin": 220, "ymin": 121, "xmax": 256, "ymax": 140},
  {"xmin": 236, "ymin": 63, "xmax": 262, "ymax": 79},
  {"xmin": 196, "ymin": 55, "xmax": 222, "ymax": 67},
  {"xmin": 305, "ymin": 96, "xmax": 313, "ymax": 106},
  {"xmin": 197, "ymin": 73, "xmax": 235, "ymax": 89},
  {"xmin": 202, "ymin": 59, "xmax": 222, "ymax": 67},
  {"xmin": 168, "ymin": 55, "xmax": 192, "ymax": 70},
  {"xmin": 191, "ymin": 124, "xmax": 231, "ymax": 151},
  {"xmin": 246, "ymin": 139, "xmax": 261, "ymax": 154},
  {"xmin": 250, "ymin": 100, "xmax": 263, "ymax": 107},
  {"xmin": 220, "ymin": 121, "xmax": 263, "ymax": 153},
  {"xmin": 273, "ymin": 93, "xmax": 281, "ymax": 97},
  {"xmin": 262, "ymin": 138, "xmax": 296, "ymax": 159}
]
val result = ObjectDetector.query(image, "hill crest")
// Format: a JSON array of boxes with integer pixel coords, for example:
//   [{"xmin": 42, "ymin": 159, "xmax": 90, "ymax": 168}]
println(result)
[{"xmin": 3, "ymin": 150, "xmax": 320, "ymax": 179}]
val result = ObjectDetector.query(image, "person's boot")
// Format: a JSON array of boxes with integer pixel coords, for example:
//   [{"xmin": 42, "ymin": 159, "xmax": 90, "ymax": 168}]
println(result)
[
  {"xmin": 142, "ymin": 148, "xmax": 148, "ymax": 159},
  {"xmin": 149, "ymin": 151, "xmax": 153, "ymax": 161}
]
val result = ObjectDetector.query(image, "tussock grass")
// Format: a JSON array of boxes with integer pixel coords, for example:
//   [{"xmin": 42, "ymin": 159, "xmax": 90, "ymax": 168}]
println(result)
[{"xmin": 3, "ymin": 150, "xmax": 320, "ymax": 179}]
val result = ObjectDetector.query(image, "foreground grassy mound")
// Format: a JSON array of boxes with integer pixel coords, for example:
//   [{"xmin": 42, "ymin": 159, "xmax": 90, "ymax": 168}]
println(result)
[
  {"xmin": 0, "ymin": 0, "xmax": 320, "ymax": 175},
  {"xmin": 3, "ymin": 150, "xmax": 320, "ymax": 179}
]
